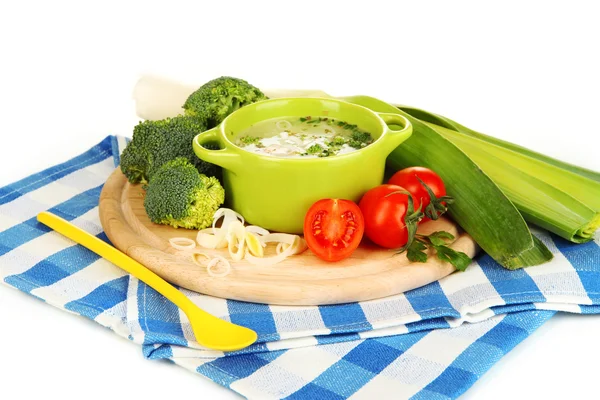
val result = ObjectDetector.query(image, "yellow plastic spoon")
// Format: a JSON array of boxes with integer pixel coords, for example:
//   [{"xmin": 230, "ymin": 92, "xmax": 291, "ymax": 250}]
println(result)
[{"xmin": 37, "ymin": 211, "xmax": 258, "ymax": 352}]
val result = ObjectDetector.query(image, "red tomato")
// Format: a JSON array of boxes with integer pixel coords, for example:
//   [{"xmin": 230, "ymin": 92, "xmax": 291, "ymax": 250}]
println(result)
[
  {"xmin": 303, "ymin": 199, "xmax": 365, "ymax": 262},
  {"xmin": 388, "ymin": 167, "xmax": 447, "ymax": 222},
  {"xmin": 358, "ymin": 184, "xmax": 421, "ymax": 249}
]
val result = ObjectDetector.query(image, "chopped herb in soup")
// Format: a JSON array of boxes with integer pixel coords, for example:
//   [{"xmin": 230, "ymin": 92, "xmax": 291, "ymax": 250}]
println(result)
[{"xmin": 235, "ymin": 116, "xmax": 374, "ymax": 158}]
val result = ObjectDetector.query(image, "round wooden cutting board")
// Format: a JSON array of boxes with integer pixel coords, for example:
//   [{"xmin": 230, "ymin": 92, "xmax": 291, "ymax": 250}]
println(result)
[{"xmin": 99, "ymin": 169, "xmax": 478, "ymax": 305}]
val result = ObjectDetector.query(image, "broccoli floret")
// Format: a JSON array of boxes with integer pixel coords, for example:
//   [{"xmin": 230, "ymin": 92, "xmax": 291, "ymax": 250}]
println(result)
[
  {"xmin": 350, "ymin": 130, "xmax": 372, "ymax": 144},
  {"xmin": 325, "ymin": 136, "xmax": 347, "ymax": 153},
  {"xmin": 306, "ymin": 144, "xmax": 325, "ymax": 155},
  {"xmin": 183, "ymin": 76, "xmax": 267, "ymax": 127},
  {"xmin": 120, "ymin": 140, "xmax": 151, "ymax": 184},
  {"xmin": 237, "ymin": 136, "xmax": 261, "ymax": 146},
  {"xmin": 348, "ymin": 130, "xmax": 374, "ymax": 149},
  {"xmin": 121, "ymin": 76, "xmax": 265, "ymax": 184},
  {"xmin": 144, "ymin": 158, "xmax": 225, "ymax": 229},
  {"xmin": 120, "ymin": 115, "xmax": 219, "ymax": 184},
  {"xmin": 329, "ymin": 136, "xmax": 347, "ymax": 146}
]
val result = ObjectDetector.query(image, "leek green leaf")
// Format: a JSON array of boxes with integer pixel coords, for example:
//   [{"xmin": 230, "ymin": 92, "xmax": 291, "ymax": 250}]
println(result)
[{"xmin": 340, "ymin": 95, "xmax": 553, "ymax": 270}]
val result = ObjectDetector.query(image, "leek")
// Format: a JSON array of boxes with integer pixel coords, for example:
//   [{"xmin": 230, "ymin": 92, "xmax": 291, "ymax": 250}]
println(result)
[
  {"xmin": 398, "ymin": 106, "xmax": 600, "ymax": 183},
  {"xmin": 339, "ymin": 95, "xmax": 553, "ymax": 270},
  {"xmin": 397, "ymin": 106, "xmax": 600, "ymax": 243},
  {"xmin": 263, "ymin": 89, "xmax": 555, "ymax": 269}
]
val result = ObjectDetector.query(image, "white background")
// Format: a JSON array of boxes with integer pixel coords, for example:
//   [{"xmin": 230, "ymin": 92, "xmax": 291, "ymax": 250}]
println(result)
[{"xmin": 1, "ymin": 1, "xmax": 599, "ymax": 399}]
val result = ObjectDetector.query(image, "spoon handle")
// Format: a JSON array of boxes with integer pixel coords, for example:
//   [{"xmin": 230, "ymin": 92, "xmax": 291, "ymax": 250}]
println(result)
[{"xmin": 36, "ymin": 211, "xmax": 257, "ymax": 350}]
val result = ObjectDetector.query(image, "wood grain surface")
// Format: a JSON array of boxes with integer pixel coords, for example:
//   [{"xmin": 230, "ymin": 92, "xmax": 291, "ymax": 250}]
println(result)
[{"xmin": 99, "ymin": 169, "xmax": 478, "ymax": 305}]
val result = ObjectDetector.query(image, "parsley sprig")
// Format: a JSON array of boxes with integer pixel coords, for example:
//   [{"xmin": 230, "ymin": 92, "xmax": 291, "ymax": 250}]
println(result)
[
  {"xmin": 394, "ymin": 180, "xmax": 472, "ymax": 271},
  {"xmin": 405, "ymin": 231, "xmax": 472, "ymax": 271}
]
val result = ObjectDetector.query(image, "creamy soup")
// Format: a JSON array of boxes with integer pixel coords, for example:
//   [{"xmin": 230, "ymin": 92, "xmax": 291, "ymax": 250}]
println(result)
[{"xmin": 235, "ymin": 116, "xmax": 374, "ymax": 158}]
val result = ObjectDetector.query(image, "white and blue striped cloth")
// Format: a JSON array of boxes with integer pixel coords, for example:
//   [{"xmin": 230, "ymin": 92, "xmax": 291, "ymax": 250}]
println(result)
[{"xmin": 1, "ymin": 136, "xmax": 599, "ymax": 399}]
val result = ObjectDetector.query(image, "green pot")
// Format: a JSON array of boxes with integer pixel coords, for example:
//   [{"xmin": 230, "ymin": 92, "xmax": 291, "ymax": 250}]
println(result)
[{"xmin": 193, "ymin": 97, "xmax": 412, "ymax": 234}]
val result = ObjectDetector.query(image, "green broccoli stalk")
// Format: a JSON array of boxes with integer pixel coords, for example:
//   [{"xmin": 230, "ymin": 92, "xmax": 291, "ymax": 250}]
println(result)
[
  {"xmin": 183, "ymin": 76, "xmax": 267, "ymax": 127},
  {"xmin": 120, "ymin": 115, "xmax": 219, "ymax": 184},
  {"xmin": 144, "ymin": 158, "xmax": 225, "ymax": 229}
]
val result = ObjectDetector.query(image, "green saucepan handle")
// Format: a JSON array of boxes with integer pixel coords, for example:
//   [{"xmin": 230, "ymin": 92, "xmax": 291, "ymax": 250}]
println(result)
[
  {"xmin": 193, "ymin": 127, "xmax": 242, "ymax": 173},
  {"xmin": 375, "ymin": 112, "xmax": 413, "ymax": 154}
]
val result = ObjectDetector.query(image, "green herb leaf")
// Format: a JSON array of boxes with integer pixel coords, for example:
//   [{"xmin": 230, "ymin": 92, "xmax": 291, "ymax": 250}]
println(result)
[
  {"xmin": 401, "ymin": 229, "xmax": 471, "ymax": 271},
  {"xmin": 433, "ymin": 245, "xmax": 472, "ymax": 271},
  {"xmin": 427, "ymin": 231, "xmax": 455, "ymax": 246},
  {"xmin": 406, "ymin": 239, "xmax": 428, "ymax": 263}
]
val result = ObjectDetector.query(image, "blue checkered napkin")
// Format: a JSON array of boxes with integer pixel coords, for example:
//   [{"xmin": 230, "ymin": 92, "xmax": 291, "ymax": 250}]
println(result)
[
  {"xmin": 176, "ymin": 310, "xmax": 555, "ymax": 399},
  {"xmin": 1, "ymin": 135, "xmax": 599, "ymax": 399},
  {"xmin": 130, "ymin": 226, "xmax": 600, "ymax": 359}
]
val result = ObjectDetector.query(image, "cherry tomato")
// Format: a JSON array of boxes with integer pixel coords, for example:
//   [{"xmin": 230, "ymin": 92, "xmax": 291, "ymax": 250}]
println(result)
[
  {"xmin": 388, "ymin": 167, "xmax": 447, "ymax": 222},
  {"xmin": 303, "ymin": 199, "xmax": 365, "ymax": 262},
  {"xmin": 358, "ymin": 184, "xmax": 421, "ymax": 249}
]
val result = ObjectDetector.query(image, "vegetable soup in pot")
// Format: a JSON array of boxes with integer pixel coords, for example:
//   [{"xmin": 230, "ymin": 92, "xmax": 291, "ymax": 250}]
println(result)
[{"xmin": 235, "ymin": 116, "xmax": 374, "ymax": 158}]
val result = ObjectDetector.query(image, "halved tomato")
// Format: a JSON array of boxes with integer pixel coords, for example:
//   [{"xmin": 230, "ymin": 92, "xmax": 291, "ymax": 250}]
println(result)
[{"xmin": 303, "ymin": 199, "xmax": 365, "ymax": 262}]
